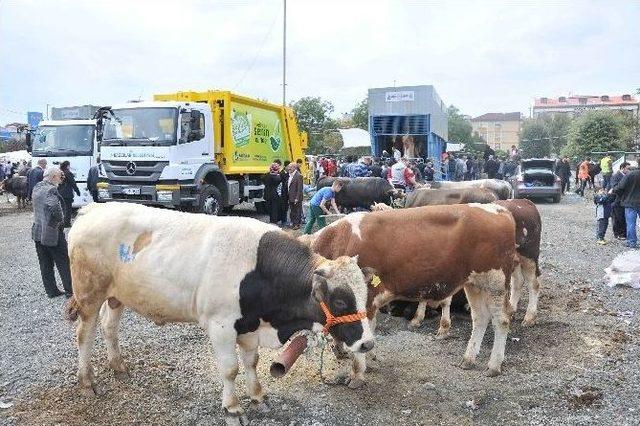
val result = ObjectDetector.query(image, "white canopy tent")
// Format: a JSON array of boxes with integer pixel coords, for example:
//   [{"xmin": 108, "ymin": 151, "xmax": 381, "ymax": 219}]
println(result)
[
  {"xmin": 0, "ymin": 150, "xmax": 31, "ymax": 163},
  {"xmin": 337, "ymin": 128, "xmax": 371, "ymax": 149}
]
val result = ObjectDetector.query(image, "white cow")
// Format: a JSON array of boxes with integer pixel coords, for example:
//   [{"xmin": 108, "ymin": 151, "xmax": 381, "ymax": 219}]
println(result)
[{"xmin": 67, "ymin": 203, "xmax": 375, "ymax": 425}]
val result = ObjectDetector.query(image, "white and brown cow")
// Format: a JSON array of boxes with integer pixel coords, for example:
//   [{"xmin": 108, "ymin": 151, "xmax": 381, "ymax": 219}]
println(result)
[
  {"xmin": 66, "ymin": 202, "xmax": 375, "ymax": 426},
  {"xmin": 428, "ymin": 178, "xmax": 513, "ymax": 200},
  {"xmin": 306, "ymin": 204, "xmax": 518, "ymax": 383}
]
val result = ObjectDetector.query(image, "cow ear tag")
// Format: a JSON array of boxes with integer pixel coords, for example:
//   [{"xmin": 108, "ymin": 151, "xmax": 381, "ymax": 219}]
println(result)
[{"xmin": 371, "ymin": 275, "xmax": 382, "ymax": 288}]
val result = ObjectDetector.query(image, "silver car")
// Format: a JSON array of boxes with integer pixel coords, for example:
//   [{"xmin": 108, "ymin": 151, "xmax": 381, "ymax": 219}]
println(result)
[{"xmin": 511, "ymin": 159, "xmax": 562, "ymax": 203}]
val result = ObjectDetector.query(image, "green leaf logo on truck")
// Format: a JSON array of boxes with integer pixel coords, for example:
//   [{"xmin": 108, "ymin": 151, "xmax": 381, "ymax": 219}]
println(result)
[
  {"xmin": 269, "ymin": 121, "xmax": 282, "ymax": 152},
  {"xmin": 231, "ymin": 109, "xmax": 251, "ymax": 148}
]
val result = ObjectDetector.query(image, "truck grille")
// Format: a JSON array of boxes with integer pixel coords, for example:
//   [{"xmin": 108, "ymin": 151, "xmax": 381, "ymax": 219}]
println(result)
[
  {"xmin": 102, "ymin": 161, "xmax": 168, "ymax": 182},
  {"xmin": 112, "ymin": 193, "xmax": 153, "ymax": 201}
]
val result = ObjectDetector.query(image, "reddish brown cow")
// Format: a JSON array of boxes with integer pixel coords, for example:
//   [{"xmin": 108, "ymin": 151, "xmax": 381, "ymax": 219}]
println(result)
[
  {"xmin": 308, "ymin": 204, "xmax": 518, "ymax": 386},
  {"xmin": 404, "ymin": 197, "xmax": 543, "ymax": 334}
]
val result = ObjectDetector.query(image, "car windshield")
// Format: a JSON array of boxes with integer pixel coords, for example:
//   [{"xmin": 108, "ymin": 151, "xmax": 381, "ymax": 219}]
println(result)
[
  {"xmin": 102, "ymin": 107, "xmax": 177, "ymax": 146},
  {"xmin": 32, "ymin": 125, "xmax": 95, "ymax": 157}
]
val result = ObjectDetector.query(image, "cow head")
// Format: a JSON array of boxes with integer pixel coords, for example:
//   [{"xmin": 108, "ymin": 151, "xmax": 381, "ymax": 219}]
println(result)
[
  {"xmin": 387, "ymin": 188, "xmax": 405, "ymax": 199},
  {"xmin": 311, "ymin": 256, "xmax": 375, "ymax": 353}
]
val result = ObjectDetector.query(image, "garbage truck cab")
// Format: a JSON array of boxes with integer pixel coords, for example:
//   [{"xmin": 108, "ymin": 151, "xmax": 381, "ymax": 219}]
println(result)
[{"xmin": 96, "ymin": 91, "xmax": 307, "ymax": 214}]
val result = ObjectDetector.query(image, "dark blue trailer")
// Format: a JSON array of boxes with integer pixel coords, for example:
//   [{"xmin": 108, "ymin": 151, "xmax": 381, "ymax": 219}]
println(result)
[{"xmin": 368, "ymin": 85, "xmax": 448, "ymax": 179}]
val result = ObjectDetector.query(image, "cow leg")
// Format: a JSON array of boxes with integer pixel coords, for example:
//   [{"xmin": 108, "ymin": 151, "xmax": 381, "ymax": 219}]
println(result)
[
  {"xmin": 100, "ymin": 301, "xmax": 128, "ymax": 379},
  {"xmin": 522, "ymin": 258, "xmax": 541, "ymax": 326},
  {"xmin": 436, "ymin": 296, "xmax": 452, "ymax": 339},
  {"xmin": 409, "ymin": 300, "xmax": 427, "ymax": 328},
  {"xmin": 486, "ymin": 292, "xmax": 511, "ymax": 377},
  {"xmin": 347, "ymin": 353, "xmax": 367, "ymax": 389},
  {"xmin": 237, "ymin": 333, "xmax": 268, "ymax": 412},
  {"xmin": 508, "ymin": 264, "xmax": 524, "ymax": 313},
  {"xmin": 76, "ymin": 308, "xmax": 101, "ymax": 396},
  {"xmin": 460, "ymin": 286, "xmax": 491, "ymax": 370},
  {"xmin": 207, "ymin": 324, "xmax": 246, "ymax": 425}
]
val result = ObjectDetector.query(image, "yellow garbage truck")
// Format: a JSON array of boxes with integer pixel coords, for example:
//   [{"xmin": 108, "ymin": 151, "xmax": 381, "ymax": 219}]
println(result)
[{"xmin": 96, "ymin": 91, "xmax": 307, "ymax": 214}]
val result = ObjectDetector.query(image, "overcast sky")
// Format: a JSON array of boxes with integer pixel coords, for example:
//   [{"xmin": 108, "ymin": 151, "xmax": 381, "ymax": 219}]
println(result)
[{"xmin": 1, "ymin": 0, "xmax": 638, "ymax": 125}]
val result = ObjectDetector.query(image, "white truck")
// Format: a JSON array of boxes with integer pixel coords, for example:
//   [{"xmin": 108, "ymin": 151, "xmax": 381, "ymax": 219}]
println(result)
[{"xmin": 31, "ymin": 118, "xmax": 99, "ymax": 207}]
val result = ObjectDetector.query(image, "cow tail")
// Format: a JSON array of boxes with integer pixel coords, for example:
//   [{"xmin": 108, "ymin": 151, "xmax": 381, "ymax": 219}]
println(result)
[
  {"xmin": 65, "ymin": 295, "xmax": 80, "ymax": 322},
  {"xmin": 535, "ymin": 261, "xmax": 541, "ymax": 277}
]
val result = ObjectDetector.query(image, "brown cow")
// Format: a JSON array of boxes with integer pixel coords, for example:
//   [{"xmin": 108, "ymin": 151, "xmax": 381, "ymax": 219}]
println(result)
[
  {"xmin": 308, "ymin": 204, "xmax": 518, "ymax": 385},
  {"xmin": 407, "ymin": 199, "xmax": 542, "ymax": 335},
  {"xmin": 404, "ymin": 187, "xmax": 497, "ymax": 209}
]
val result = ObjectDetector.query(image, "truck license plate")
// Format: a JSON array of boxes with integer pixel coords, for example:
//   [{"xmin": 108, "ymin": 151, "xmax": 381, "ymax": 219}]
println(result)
[{"xmin": 122, "ymin": 187, "xmax": 140, "ymax": 195}]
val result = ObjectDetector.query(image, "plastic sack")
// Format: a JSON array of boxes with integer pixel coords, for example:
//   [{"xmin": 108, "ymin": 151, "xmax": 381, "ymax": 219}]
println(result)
[{"xmin": 604, "ymin": 250, "xmax": 640, "ymax": 289}]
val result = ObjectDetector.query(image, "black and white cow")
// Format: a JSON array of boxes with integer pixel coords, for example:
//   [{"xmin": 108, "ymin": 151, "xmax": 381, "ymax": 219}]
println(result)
[{"xmin": 66, "ymin": 202, "xmax": 375, "ymax": 425}]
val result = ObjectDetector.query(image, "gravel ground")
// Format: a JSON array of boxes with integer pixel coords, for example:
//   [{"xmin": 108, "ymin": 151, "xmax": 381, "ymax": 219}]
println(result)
[{"xmin": 1, "ymin": 194, "xmax": 640, "ymax": 425}]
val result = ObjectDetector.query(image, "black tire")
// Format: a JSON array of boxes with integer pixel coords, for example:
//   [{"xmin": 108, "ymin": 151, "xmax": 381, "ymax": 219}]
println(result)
[
  {"xmin": 198, "ymin": 185, "xmax": 223, "ymax": 215},
  {"xmin": 255, "ymin": 201, "xmax": 268, "ymax": 214},
  {"xmin": 552, "ymin": 193, "xmax": 561, "ymax": 203}
]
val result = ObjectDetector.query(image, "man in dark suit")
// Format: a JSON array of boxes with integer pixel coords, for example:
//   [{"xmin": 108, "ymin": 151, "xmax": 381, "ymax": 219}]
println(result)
[
  {"xmin": 27, "ymin": 158, "xmax": 47, "ymax": 200},
  {"xmin": 31, "ymin": 167, "xmax": 73, "ymax": 298},
  {"xmin": 279, "ymin": 160, "xmax": 290, "ymax": 226},
  {"xmin": 287, "ymin": 163, "xmax": 304, "ymax": 230},
  {"xmin": 87, "ymin": 156, "xmax": 101, "ymax": 202}
]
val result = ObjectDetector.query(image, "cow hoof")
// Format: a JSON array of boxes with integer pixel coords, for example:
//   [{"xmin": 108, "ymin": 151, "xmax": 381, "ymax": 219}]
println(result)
[
  {"xmin": 224, "ymin": 409, "xmax": 248, "ymax": 426},
  {"xmin": 250, "ymin": 398, "xmax": 271, "ymax": 414},
  {"xmin": 80, "ymin": 384, "xmax": 97, "ymax": 397},
  {"xmin": 522, "ymin": 316, "xmax": 536, "ymax": 327},
  {"xmin": 408, "ymin": 320, "xmax": 422, "ymax": 329},
  {"xmin": 485, "ymin": 367, "xmax": 501, "ymax": 377},
  {"xmin": 347, "ymin": 377, "xmax": 365, "ymax": 389},
  {"xmin": 459, "ymin": 359, "xmax": 476, "ymax": 370},
  {"xmin": 435, "ymin": 329, "xmax": 450, "ymax": 340}
]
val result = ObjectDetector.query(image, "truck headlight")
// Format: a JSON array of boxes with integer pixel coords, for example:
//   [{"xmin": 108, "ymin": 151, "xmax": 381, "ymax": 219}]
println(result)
[
  {"xmin": 98, "ymin": 189, "xmax": 110, "ymax": 200},
  {"xmin": 157, "ymin": 191, "xmax": 173, "ymax": 202}
]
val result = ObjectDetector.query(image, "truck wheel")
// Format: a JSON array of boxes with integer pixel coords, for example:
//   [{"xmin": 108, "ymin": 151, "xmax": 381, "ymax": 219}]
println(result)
[
  {"xmin": 255, "ymin": 201, "xmax": 267, "ymax": 214},
  {"xmin": 552, "ymin": 193, "xmax": 561, "ymax": 203},
  {"xmin": 198, "ymin": 185, "xmax": 223, "ymax": 215}
]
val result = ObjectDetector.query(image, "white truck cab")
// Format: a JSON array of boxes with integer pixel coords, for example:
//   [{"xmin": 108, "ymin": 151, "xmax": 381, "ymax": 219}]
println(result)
[{"xmin": 31, "ymin": 119, "xmax": 98, "ymax": 207}]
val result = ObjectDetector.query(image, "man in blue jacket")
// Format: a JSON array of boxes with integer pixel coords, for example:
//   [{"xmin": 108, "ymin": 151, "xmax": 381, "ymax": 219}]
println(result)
[{"xmin": 27, "ymin": 158, "xmax": 47, "ymax": 200}]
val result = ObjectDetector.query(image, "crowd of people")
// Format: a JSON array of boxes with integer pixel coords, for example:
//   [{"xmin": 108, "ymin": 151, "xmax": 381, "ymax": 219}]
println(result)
[{"xmin": 262, "ymin": 158, "xmax": 305, "ymax": 229}]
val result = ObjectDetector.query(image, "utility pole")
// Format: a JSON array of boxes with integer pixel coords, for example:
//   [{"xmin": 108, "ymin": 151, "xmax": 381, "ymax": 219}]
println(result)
[
  {"xmin": 46, "ymin": 103, "xmax": 50, "ymax": 120},
  {"xmin": 282, "ymin": 0, "xmax": 287, "ymax": 106}
]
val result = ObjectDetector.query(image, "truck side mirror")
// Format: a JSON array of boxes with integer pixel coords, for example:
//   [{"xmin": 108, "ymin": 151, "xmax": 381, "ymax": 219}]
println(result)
[{"xmin": 191, "ymin": 110, "xmax": 202, "ymax": 129}]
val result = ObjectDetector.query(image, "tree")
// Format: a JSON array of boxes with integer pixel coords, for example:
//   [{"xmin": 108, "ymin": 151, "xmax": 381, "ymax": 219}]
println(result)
[
  {"xmin": 520, "ymin": 119, "xmax": 552, "ymax": 158},
  {"xmin": 350, "ymin": 98, "xmax": 368, "ymax": 130},
  {"xmin": 539, "ymin": 114, "xmax": 571, "ymax": 154},
  {"xmin": 290, "ymin": 97, "xmax": 338, "ymax": 154},
  {"xmin": 0, "ymin": 139, "xmax": 27, "ymax": 154},
  {"xmin": 562, "ymin": 110, "xmax": 625, "ymax": 158},
  {"xmin": 447, "ymin": 105, "xmax": 474, "ymax": 145}
]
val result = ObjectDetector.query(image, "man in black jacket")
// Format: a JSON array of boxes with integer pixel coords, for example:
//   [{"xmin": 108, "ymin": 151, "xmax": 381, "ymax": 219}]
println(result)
[
  {"xmin": 611, "ymin": 167, "xmax": 640, "ymax": 248},
  {"xmin": 608, "ymin": 162, "xmax": 631, "ymax": 240},
  {"xmin": 484, "ymin": 155, "xmax": 499, "ymax": 179},
  {"xmin": 556, "ymin": 157, "xmax": 571, "ymax": 194}
]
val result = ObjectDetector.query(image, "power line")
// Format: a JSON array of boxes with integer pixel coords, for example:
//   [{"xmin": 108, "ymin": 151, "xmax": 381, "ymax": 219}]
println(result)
[{"xmin": 232, "ymin": 8, "xmax": 280, "ymax": 91}]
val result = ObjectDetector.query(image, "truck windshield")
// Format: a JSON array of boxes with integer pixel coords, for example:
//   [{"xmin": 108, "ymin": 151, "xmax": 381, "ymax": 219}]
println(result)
[
  {"xmin": 102, "ymin": 107, "xmax": 177, "ymax": 146},
  {"xmin": 32, "ymin": 125, "xmax": 95, "ymax": 157}
]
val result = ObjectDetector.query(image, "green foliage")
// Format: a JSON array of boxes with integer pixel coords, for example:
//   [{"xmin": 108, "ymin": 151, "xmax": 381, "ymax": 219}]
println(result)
[
  {"xmin": 447, "ymin": 105, "xmax": 474, "ymax": 145},
  {"xmin": 290, "ymin": 97, "xmax": 338, "ymax": 154},
  {"xmin": 520, "ymin": 119, "xmax": 552, "ymax": 158},
  {"xmin": 350, "ymin": 98, "xmax": 368, "ymax": 130},
  {"xmin": 562, "ymin": 110, "xmax": 626, "ymax": 158}
]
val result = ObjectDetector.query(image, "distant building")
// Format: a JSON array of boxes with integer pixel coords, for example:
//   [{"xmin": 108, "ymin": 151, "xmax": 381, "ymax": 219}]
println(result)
[
  {"xmin": 470, "ymin": 112, "xmax": 522, "ymax": 152},
  {"xmin": 532, "ymin": 94, "xmax": 639, "ymax": 118}
]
